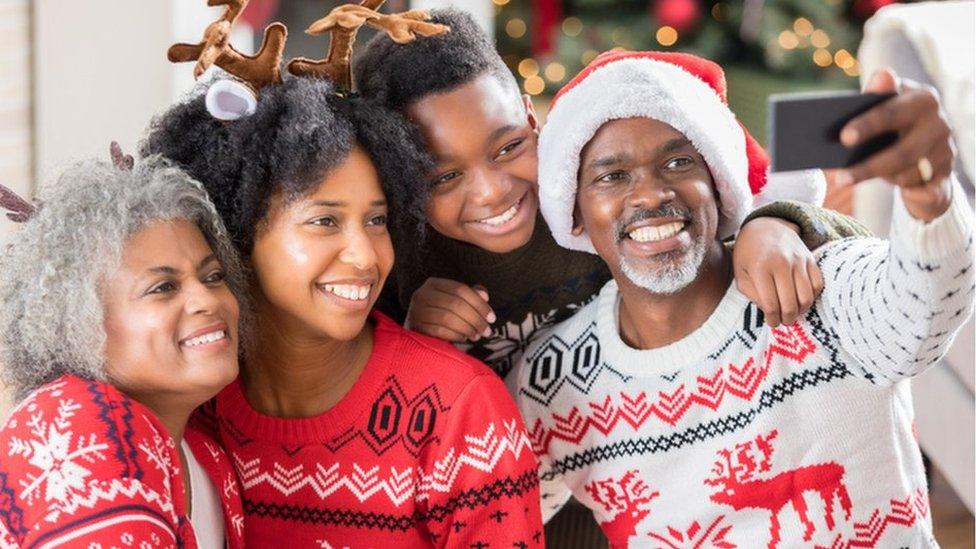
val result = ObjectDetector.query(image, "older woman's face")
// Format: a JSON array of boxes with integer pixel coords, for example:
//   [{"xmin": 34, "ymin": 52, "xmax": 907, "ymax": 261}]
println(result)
[
  {"xmin": 250, "ymin": 146, "xmax": 394, "ymax": 342},
  {"xmin": 101, "ymin": 219, "xmax": 240, "ymax": 406}
]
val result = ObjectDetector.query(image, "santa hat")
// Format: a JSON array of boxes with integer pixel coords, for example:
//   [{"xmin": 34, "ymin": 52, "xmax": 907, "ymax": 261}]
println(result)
[{"xmin": 537, "ymin": 50, "xmax": 826, "ymax": 254}]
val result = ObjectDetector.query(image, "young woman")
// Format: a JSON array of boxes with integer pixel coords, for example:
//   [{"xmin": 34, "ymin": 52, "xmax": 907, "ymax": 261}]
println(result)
[
  {"xmin": 0, "ymin": 157, "xmax": 247, "ymax": 547},
  {"xmin": 142, "ymin": 75, "xmax": 544, "ymax": 547}
]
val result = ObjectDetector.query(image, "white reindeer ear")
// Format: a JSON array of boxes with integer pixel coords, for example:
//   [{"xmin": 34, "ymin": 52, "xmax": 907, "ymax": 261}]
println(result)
[{"xmin": 205, "ymin": 79, "xmax": 257, "ymax": 121}]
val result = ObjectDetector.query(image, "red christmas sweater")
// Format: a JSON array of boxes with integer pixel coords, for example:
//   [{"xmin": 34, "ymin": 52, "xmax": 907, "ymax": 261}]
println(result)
[
  {"xmin": 0, "ymin": 374, "xmax": 245, "ymax": 548},
  {"xmin": 210, "ymin": 312, "xmax": 544, "ymax": 548}
]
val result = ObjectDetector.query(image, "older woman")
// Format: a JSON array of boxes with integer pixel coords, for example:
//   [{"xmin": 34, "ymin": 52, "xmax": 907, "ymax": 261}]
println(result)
[{"xmin": 0, "ymin": 158, "xmax": 247, "ymax": 548}]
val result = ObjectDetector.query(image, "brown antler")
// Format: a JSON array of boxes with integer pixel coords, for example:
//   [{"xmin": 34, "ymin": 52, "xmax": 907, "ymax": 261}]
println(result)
[
  {"xmin": 168, "ymin": 0, "xmax": 286, "ymax": 91},
  {"xmin": 0, "ymin": 184, "xmax": 36, "ymax": 223},
  {"xmin": 287, "ymin": 0, "xmax": 448, "ymax": 90}
]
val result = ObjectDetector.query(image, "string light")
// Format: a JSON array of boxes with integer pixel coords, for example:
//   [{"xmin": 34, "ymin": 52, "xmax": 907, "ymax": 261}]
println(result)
[
  {"xmin": 778, "ymin": 30, "xmax": 799, "ymax": 49},
  {"xmin": 491, "ymin": 0, "xmax": 510, "ymax": 5},
  {"xmin": 834, "ymin": 49, "xmax": 855, "ymax": 69},
  {"xmin": 517, "ymin": 58, "xmax": 539, "ymax": 78},
  {"xmin": 810, "ymin": 29, "xmax": 830, "ymax": 48},
  {"xmin": 844, "ymin": 60, "xmax": 861, "ymax": 77},
  {"xmin": 505, "ymin": 18, "xmax": 526, "ymax": 38},
  {"xmin": 544, "ymin": 62, "xmax": 567, "ymax": 82},
  {"xmin": 523, "ymin": 75, "xmax": 545, "ymax": 95},
  {"xmin": 562, "ymin": 17, "xmax": 583, "ymax": 37},
  {"xmin": 656, "ymin": 26, "xmax": 678, "ymax": 46},
  {"xmin": 793, "ymin": 17, "xmax": 814, "ymax": 36},
  {"xmin": 813, "ymin": 49, "xmax": 832, "ymax": 67}
]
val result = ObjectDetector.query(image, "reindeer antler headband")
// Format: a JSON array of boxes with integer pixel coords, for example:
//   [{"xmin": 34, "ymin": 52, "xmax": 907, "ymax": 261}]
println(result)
[
  {"xmin": 288, "ymin": 0, "xmax": 449, "ymax": 91},
  {"xmin": 167, "ymin": 0, "xmax": 448, "ymax": 119}
]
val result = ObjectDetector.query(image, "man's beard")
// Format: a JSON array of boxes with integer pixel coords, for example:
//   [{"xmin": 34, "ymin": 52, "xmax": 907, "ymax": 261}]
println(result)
[{"xmin": 615, "ymin": 203, "xmax": 707, "ymax": 295}]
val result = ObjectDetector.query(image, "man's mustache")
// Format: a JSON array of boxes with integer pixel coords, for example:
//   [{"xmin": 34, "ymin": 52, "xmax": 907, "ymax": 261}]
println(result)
[{"xmin": 616, "ymin": 202, "xmax": 692, "ymax": 240}]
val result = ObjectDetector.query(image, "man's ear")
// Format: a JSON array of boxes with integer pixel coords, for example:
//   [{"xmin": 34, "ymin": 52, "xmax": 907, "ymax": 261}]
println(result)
[
  {"xmin": 522, "ymin": 94, "xmax": 540, "ymax": 133},
  {"xmin": 571, "ymin": 201, "xmax": 585, "ymax": 236}
]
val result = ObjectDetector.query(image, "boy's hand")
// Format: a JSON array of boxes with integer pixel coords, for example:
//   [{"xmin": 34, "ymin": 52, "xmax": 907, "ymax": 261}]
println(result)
[
  {"xmin": 405, "ymin": 278, "xmax": 496, "ymax": 343},
  {"xmin": 835, "ymin": 68, "xmax": 954, "ymax": 205},
  {"xmin": 734, "ymin": 218, "xmax": 824, "ymax": 327}
]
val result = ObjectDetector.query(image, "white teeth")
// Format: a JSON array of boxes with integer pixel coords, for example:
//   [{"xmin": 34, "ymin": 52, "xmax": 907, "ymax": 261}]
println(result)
[
  {"xmin": 182, "ymin": 330, "xmax": 227, "ymax": 348},
  {"xmin": 628, "ymin": 222, "xmax": 684, "ymax": 243},
  {"xmin": 323, "ymin": 284, "xmax": 372, "ymax": 301},
  {"xmin": 478, "ymin": 200, "xmax": 520, "ymax": 226}
]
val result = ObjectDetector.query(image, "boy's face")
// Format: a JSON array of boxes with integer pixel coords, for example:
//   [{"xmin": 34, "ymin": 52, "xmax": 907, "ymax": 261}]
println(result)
[{"xmin": 405, "ymin": 74, "xmax": 540, "ymax": 253}]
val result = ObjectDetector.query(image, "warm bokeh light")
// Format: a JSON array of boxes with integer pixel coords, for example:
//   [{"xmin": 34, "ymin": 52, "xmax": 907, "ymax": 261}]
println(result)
[
  {"xmin": 844, "ymin": 60, "xmax": 861, "ymax": 77},
  {"xmin": 656, "ymin": 26, "xmax": 678, "ymax": 46},
  {"xmin": 562, "ymin": 17, "xmax": 583, "ymax": 37},
  {"xmin": 517, "ymin": 58, "xmax": 539, "ymax": 78},
  {"xmin": 491, "ymin": 0, "xmax": 510, "ymax": 6},
  {"xmin": 544, "ymin": 62, "xmax": 567, "ymax": 82},
  {"xmin": 813, "ymin": 48, "xmax": 832, "ymax": 67},
  {"xmin": 778, "ymin": 30, "xmax": 799, "ymax": 49},
  {"xmin": 811, "ymin": 29, "xmax": 830, "ymax": 48},
  {"xmin": 523, "ymin": 75, "xmax": 545, "ymax": 95},
  {"xmin": 711, "ymin": 3, "xmax": 724, "ymax": 21},
  {"xmin": 505, "ymin": 18, "xmax": 526, "ymax": 38},
  {"xmin": 834, "ymin": 49, "xmax": 855, "ymax": 69},
  {"xmin": 793, "ymin": 17, "xmax": 814, "ymax": 36}
]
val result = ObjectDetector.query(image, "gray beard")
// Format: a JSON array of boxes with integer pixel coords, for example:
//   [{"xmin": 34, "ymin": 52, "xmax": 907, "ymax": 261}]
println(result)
[{"xmin": 620, "ymin": 233, "xmax": 707, "ymax": 295}]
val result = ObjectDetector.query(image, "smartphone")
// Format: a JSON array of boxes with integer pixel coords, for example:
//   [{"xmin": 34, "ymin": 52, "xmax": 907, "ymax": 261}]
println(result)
[{"xmin": 768, "ymin": 90, "xmax": 897, "ymax": 172}]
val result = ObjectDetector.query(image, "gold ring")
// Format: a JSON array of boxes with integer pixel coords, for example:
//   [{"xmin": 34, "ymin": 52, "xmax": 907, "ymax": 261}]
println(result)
[{"xmin": 917, "ymin": 156, "xmax": 934, "ymax": 183}]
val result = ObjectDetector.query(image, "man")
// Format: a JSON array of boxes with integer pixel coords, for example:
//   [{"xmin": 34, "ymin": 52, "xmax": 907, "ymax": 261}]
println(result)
[{"xmin": 510, "ymin": 50, "xmax": 973, "ymax": 548}]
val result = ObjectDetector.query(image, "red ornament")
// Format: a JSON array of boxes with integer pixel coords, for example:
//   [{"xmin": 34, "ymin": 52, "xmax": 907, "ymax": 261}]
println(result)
[
  {"xmin": 654, "ymin": 0, "xmax": 700, "ymax": 33},
  {"xmin": 853, "ymin": 0, "xmax": 896, "ymax": 18},
  {"xmin": 239, "ymin": 0, "xmax": 280, "ymax": 29},
  {"xmin": 533, "ymin": 0, "xmax": 563, "ymax": 57}
]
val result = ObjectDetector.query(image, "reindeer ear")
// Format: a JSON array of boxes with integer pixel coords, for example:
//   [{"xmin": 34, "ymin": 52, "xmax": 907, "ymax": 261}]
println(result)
[{"xmin": 205, "ymin": 79, "xmax": 257, "ymax": 121}]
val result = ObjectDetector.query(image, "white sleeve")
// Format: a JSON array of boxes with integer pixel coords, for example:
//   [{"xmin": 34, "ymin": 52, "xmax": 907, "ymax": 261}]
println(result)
[{"xmin": 814, "ymin": 176, "xmax": 974, "ymax": 385}]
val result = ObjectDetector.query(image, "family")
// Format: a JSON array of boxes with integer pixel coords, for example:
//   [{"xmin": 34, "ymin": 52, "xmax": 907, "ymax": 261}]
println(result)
[{"xmin": 0, "ymin": 2, "xmax": 970, "ymax": 548}]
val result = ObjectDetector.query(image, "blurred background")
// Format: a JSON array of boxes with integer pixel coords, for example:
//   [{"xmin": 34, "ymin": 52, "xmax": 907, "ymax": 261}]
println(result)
[{"xmin": 0, "ymin": 0, "xmax": 972, "ymax": 546}]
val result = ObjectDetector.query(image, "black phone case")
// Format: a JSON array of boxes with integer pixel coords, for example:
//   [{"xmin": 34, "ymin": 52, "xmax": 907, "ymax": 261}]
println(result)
[{"xmin": 768, "ymin": 91, "xmax": 898, "ymax": 172}]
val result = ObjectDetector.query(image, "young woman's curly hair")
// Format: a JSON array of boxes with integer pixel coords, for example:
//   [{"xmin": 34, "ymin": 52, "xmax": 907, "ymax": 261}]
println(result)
[{"xmin": 140, "ymin": 76, "xmax": 433, "ymax": 257}]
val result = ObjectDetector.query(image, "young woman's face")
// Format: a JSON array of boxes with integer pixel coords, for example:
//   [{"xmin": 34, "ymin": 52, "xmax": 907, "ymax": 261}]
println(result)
[
  {"xmin": 102, "ymin": 219, "xmax": 240, "ymax": 407},
  {"xmin": 249, "ymin": 147, "xmax": 394, "ymax": 342},
  {"xmin": 406, "ymin": 74, "xmax": 540, "ymax": 254}
]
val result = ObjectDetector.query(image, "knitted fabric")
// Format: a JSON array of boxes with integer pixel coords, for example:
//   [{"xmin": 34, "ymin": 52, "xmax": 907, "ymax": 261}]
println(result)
[
  {"xmin": 379, "ymin": 202, "xmax": 859, "ymax": 381},
  {"xmin": 0, "ymin": 375, "xmax": 245, "ymax": 548},
  {"xmin": 214, "ymin": 312, "xmax": 544, "ymax": 548},
  {"xmin": 510, "ymin": 180, "xmax": 973, "ymax": 549}
]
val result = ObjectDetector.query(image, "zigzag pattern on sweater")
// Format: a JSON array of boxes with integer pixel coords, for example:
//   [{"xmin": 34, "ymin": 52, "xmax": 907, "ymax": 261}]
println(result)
[
  {"xmin": 541, "ymin": 359, "xmax": 853, "ymax": 479},
  {"xmin": 241, "ymin": 470, "xmax": 539, "ymax": 531},
  {"xmin": 235, "ymin": 420, "xmax": 533, "ymax": 506},
  {"xmin": 528, "ymin": 324, "xmax": 816, "ymax": 454},
  {"xmin": 816, "ymin": 488, "xmax": 930, "ymax": 549}
]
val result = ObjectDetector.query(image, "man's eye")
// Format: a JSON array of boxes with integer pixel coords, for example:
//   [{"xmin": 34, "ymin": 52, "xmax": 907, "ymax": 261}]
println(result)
[
  {"xmin": 310, "ymin": 216, "xmax": 337, "ymax": 227},
  {"xmin": 664, "ymin": 156, "xmax": 694, "ymax": 170},
  {"xmin": 495, "ymin": 139, "xmax": 525, "ymax": 160},
  {"xmin": 596, "ymin": 171, "xmax": 629, "ymax": 183}
]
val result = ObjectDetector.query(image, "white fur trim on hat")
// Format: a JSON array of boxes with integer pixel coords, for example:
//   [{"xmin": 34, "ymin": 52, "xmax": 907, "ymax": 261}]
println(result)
[
  {"xmin": 756, "ymin": 169, "xmax": 828, "ymax": 208},
  {"xmin": 205, "ymin": 79, "xmax": 258, "ymax": 121},
  {"xmin": 538, "ymin": 58, "xmax": 752, "ymax": 254}
]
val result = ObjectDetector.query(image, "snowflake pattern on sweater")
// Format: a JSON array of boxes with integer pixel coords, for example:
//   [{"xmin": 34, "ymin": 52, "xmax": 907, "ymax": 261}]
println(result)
[
  {"xmin": 0, "ymin": 374, "xmax": 245, "ymax": 548},
  {"xmin": 214, "ymin": 312, "xmax": 544, "ymax": 548},
  {"xmin": 510, "ymin": 182, "xmax": 974, "ymax": 549}
]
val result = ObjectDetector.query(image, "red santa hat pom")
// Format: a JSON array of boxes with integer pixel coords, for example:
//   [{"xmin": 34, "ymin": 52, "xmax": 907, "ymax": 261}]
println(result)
[{"xmin": 537, "ymin": 50, "xmax": 825, "ymax": 254}]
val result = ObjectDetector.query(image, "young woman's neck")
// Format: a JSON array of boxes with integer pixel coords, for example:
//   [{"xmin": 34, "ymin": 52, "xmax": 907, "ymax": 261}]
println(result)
[{"xmin": 242, "ymin": 309, "xmax": 374, "ymax": 418}]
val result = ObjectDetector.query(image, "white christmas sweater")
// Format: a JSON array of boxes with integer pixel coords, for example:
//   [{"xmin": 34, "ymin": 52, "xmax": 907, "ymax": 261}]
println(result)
[{"xmin": 509, "ymin": 181, "xmax": 974, "ymax": 549}]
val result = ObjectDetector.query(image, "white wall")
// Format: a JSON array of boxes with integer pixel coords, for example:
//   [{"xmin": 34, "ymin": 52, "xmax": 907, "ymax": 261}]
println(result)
[{"xmin": 0, "ymin": 0, "xmax": 32, "ymax": 246}]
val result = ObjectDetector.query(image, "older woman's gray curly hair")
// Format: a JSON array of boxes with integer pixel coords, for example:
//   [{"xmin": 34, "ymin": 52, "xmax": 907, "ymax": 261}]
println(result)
[{"xmin": 0, "ymin": 156, "xmax": 248, "ymax": 400}]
